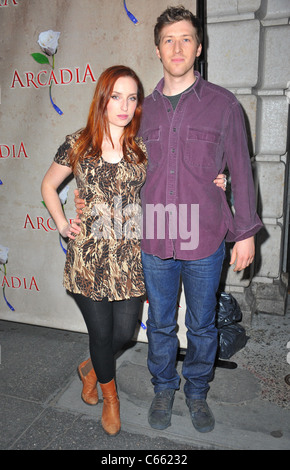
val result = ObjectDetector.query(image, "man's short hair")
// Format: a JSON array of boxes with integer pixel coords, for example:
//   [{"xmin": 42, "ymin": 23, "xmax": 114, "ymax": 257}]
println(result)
[{"xmin": 154, "ymin": 5, "xmax": 203, "ymax": 47}]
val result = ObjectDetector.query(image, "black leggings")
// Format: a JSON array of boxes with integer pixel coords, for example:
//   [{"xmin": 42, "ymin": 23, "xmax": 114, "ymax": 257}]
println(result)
[{"xmin": 73, "ymin": 294, "xmax": 141, "ymax": 383}]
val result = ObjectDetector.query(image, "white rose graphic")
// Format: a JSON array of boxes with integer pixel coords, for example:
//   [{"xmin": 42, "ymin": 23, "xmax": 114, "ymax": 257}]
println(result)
[
  {"xmin": 0, "ymin": 245, "xmax": 9, "ymax": 264},
  {"xmin": 38, "ymin": 30, "xmax": 60, "ymax": 56},
  {"xmin": 31, "ymin": 30, "xmax": 63, "ymax": 115},
  {"xmin": 0, "ymin": 245, "xmax": 14, "ymax": 311},
  {"xmin": 59, "ymin": 185, "xmax": 69, "ymax": 205}
]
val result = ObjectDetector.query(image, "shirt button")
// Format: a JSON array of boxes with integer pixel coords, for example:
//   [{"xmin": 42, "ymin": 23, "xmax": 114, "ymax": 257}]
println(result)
[
  {"xmin": 172, "ymin": 149, "xmax": 175, "ymax": 153},
  {"xmin": 169, "ymin": 191, "xmax": 174, "ymax": 195},
  {"xmin": 170, "ymin": 170, "xmax": 175, "ymax": 174},
  {"xmin": 173, "ymin": 128, "xmax": 176, "ymax": 132}
]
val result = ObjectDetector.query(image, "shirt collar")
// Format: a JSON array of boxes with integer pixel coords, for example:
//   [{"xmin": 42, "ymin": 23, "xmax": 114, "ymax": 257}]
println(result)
[{"xmin": 152, "ymin": 71, "xmax": 203, "ymax": 102}]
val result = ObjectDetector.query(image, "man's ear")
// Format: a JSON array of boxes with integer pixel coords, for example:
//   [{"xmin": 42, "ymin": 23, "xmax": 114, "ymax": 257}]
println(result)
[
  {"xmin": 196, "ymin": 43, "xmax": 202, "ymax": 58},
  {"xmin": 156, "ymin": 46, "xmax": 162, "ymax": 62}
]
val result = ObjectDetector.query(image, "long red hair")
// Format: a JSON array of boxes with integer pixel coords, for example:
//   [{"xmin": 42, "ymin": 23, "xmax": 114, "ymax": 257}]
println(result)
[{"xmin": 69, "ymin": 65, "xmax": 146, "ymax": 172}]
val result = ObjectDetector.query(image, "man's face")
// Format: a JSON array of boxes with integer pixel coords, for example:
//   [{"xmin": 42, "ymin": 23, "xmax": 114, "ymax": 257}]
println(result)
[{"xmin": 156, "ymin": 20, "xmax": 202, "ymax": 80}]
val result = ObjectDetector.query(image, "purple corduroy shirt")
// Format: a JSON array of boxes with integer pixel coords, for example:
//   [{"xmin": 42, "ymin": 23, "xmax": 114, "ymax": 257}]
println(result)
[{"xmin": 138, "ymin": 72, "xmax": 263, "ymax": 260}]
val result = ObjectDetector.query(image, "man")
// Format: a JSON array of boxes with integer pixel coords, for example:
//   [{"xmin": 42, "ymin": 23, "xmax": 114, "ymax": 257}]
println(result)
[
  {"xmin": 138, "ymin": 5, "xmax": 262, "ymax": 434},
  {"xmin": 76, "ymin": 6, "xmax": 262, "ymax": 434}
]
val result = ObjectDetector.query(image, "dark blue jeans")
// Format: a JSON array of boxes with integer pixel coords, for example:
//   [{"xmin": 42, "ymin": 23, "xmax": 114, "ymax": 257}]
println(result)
[{"xmin": 141, "ymin": 241, "xmax": 225, "ymax": 399}]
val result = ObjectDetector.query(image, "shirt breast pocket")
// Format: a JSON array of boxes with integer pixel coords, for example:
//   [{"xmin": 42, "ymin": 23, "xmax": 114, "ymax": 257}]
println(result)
[
  {"xmin": 185, "ymin": 128, "xmax": 220, "ymax": 168},
  {"xmin": 143, "ymin": 128, "xmax": 161, "ymax": 169}
]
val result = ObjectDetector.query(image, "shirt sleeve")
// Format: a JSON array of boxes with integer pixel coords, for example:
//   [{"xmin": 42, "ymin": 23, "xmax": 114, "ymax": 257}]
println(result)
[
  {"xmin": 54, "ymin": 135, "xmax": 73, "ymax": 167},
  {"xmin": 224, "ymin": 101, "xmax": 263, "ymax": 242},
  {"xmin": 135, "ymin": 136, "xmax": 148, "ymax": 164}
]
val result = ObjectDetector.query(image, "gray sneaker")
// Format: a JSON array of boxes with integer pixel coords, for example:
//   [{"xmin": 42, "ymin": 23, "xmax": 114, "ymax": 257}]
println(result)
[
  {"xmin": 148, "ymin": 389, "xmax": 175, "ymax": 430},
  {"xmin": 186, "ymin": 398, "xmax": 215, "ymax": 433}
]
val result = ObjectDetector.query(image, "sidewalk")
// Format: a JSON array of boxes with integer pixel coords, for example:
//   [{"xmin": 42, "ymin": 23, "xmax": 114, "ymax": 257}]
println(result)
[{"xmin": 1, "ymin": 298, "xmax": 290, "ymax": 451}]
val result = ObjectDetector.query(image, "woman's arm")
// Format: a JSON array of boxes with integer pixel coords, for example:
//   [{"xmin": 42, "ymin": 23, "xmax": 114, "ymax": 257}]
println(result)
[{"xmin": 41, "ymin": 162, "xmax": 81, "ymax": 239}]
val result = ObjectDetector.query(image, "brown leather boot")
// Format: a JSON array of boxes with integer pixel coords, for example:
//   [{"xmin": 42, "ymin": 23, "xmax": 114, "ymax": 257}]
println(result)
[
  {"xmin": 100, "ymin": 379, "xmax": 121, "ymax": 436},
  {"xmin": 77, "ymin": 358, "xmax": 99, "ymax": 405}
]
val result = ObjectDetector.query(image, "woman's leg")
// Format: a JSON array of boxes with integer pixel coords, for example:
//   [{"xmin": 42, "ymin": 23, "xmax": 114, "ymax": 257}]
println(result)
[
  {"xmin": 73, "ymin": 294, "xmax": 115, "ymax": 384},
  {"xmin": 112, "ymin": 296, "xmax": 141, "ymax": 354},
  {"xmin": 74, "ymin": 294, "xmax": 141, "ymax": 436},
  {"xmin": 74, "ymin": 294, "xmax": 141, "ymax": 381},
  {"xmin": 73, "ymin": 294, "xmax": 121, "ymax": 435}
]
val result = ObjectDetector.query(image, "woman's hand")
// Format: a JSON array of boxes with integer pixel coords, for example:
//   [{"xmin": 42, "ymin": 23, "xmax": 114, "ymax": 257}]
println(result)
[
  {"xmin": 213, "ymin": 174, "xmax": 227, "ymax": 191},
  {"xmin": 59, "ymin": 218, "xmax": 81, "ymax": 240}
]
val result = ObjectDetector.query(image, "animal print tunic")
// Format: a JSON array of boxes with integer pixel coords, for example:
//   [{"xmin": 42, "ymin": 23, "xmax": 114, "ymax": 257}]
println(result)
[{"xmin": 54, "ymin": 132, "xmax": 147, "ymax": 301}]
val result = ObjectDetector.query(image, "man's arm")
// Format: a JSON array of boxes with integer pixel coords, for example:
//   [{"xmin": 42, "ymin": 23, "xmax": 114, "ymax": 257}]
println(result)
[
  {"xmin": 224, "ymin": 101, "xmax": 263, "ymax": 271},
  {"xmin": 73, "ymin": 173, "xmax": 228, "ymax": 214}
]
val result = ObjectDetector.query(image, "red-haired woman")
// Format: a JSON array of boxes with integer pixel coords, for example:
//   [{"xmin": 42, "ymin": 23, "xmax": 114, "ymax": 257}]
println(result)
[{"xmin": 41, "ymin": 65, "xmax": 147, "ymax": 436}]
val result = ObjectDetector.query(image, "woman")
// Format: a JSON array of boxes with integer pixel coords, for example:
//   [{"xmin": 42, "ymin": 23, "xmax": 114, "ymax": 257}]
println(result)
[{"xmin": 41, "ymin": 65, "xmax": 147, "ymax": 436}]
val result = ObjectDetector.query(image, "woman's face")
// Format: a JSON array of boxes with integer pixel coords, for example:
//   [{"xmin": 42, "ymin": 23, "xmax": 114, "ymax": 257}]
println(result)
[{"xmin": 106, "ymin": 76, "xmax": 138, "ymax": 131}]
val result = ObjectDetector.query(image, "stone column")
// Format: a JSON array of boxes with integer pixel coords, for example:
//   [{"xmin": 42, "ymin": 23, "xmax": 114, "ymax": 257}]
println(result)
[{"xmin": 207, "ymin": 0, "xmax": 290, "ymax": 324}]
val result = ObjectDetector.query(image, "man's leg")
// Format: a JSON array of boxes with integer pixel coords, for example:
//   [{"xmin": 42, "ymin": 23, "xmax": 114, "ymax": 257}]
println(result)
[
  {"xmin": 141, "ymin": 251, "xmax": 181, "ymax": 429},
  {"xmin": 181, "ymin": 241, "xmax": 225, "ymax": 432}
]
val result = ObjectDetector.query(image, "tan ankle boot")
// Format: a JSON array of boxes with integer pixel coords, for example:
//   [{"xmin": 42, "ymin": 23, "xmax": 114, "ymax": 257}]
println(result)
[
  {"xmin": 100, "ymin": 379, "xmax": 121, "ymax": 436},
  {"xmin": 77, "ymin": 358, "xmax": 98, "ymax": 405}
]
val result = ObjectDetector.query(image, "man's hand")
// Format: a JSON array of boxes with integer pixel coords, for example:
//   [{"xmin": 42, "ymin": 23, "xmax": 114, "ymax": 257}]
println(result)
[
  {"xmin": 74, "ymin": 189, "xmax": 85, "ymax": 215},
  {"xmin": 230, "ymin": 236, "xmax": 255, "ymax": 272}
]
